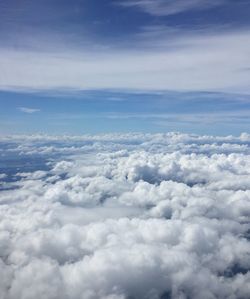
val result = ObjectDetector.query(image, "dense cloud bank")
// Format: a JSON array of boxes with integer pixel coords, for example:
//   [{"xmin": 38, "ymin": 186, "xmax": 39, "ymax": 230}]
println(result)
[{"xmin": 0, "ymin": 132, "xmax": 250, "ymax": 299}]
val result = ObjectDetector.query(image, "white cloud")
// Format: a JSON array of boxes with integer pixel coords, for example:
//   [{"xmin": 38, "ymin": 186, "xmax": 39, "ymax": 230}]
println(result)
[
  {"xmin": 0, "ymin": 133, "xmax": 250, "ymax": 298},
  {"xmin": 1, "ymin": 29, "xmax": 250, "ymax": 94},
  {"xmin": 118, "ymin": 0, "xmax": 225, "ymax": 16},
  {"xmin": 0, "ymin": 173, "xmax": 7, "ymax": 179},
  {"xmin": 18, "ymin": 107, "xmax": 40, "ymax": 114}
]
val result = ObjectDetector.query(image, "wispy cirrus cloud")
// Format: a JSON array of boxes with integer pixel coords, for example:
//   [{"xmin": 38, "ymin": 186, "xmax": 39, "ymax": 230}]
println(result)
[
  {"xmin": 1, "ymin": 28, "xmax": 250, "ymax": 94},
  {"xmin": 18, "ymin": 107, "xmax": 40, "ymax": 114},
  {"xmin": 118, "ymin": 0, "xmax": 226, "ymax": 16}
]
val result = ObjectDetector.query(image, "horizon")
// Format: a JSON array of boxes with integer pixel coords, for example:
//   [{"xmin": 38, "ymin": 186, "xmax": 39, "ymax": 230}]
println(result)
[{"xmin": 1, "ymin": 1, "xmax": 250, "ymax": 299}]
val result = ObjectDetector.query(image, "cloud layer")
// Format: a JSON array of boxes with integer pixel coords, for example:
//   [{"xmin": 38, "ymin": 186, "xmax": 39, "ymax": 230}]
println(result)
[
  {"xmin": 0, "ymin": 132, "xmax": 250, "ymax": 299},
  {"xmin": 1, "ymin": 28, "xmax": 250, "ymax": 94}
]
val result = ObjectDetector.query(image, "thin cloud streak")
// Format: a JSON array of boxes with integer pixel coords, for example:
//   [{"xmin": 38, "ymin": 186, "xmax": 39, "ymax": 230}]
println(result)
[
  {"xmin": 1, "ymin": 29, "xmax": 250, "ymax": 94},
  {"xmin": 105, "ymin": 110, "xmax": 250, "ymax": 124},
  {"xmin": 118, "ymin": 0, "xmax": 226, "ymax": 16},
  {"xmin": 18, "ymin": 107, "xmax": 41, "ymax": 114}
]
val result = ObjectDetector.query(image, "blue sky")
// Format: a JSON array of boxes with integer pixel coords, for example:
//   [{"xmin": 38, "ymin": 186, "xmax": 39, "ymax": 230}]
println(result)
[{"xmin": 1, "ymin": 0, "xmax": 250, "ymax": 135}]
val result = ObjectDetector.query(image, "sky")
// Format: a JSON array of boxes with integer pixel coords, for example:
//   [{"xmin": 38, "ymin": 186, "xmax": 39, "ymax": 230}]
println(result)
[
  {"xmin": 1, "ymin": 0, "xmax": 250, "ymax": 135},
  {"xmin": 1, "ymin": 2, "xmax": 250, "ymax": 297}
]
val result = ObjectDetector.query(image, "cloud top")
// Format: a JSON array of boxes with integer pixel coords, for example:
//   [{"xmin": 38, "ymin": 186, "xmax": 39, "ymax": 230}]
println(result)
[{"xmin": 0, "ymin": 132, "xmax": 250, "ymax": 298}]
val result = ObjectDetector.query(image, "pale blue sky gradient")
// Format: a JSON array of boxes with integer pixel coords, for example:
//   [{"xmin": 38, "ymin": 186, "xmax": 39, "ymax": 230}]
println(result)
[{"xmin": 0, "ymin": 0, "xmax": 250, "ymax": 134}]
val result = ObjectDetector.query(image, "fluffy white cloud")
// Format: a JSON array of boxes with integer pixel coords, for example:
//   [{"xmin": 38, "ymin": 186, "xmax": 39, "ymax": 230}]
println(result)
[{"xmin": 0, "ymin": 133, "xmax": 250, "ymax": 298}]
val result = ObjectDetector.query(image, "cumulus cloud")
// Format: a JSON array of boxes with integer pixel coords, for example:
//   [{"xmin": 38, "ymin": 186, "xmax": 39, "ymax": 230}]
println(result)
[{"xmin": 0, "ymin": 133, "xmax": 250, "ymax": 298}]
